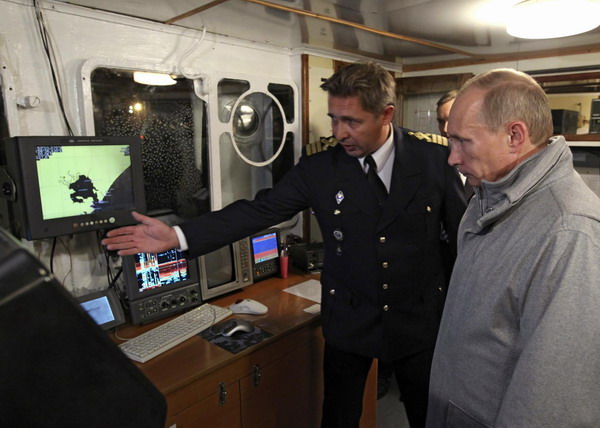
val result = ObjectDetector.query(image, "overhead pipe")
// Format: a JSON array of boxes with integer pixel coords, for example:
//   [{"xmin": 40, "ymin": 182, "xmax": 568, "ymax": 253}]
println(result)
[{"xmin": 164, "ymin": 0, "xmax": 479, "ymax": 58}]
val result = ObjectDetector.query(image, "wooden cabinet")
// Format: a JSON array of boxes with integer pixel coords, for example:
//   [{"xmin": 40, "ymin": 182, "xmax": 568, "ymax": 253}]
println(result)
[
  {"xmin": 164, "ymin": 322, "xmax": 323, "ymax": 428},
  {"xmin": 114, "ymin": 274, "xmax": 376, "ymax": 428},
  {"xmin": 165, "ymin": 382, "xmax": 241, "ymax": 428},
  {"xmin": 239, "ymin": 330, "xmax": 324, "ymax": 428}
]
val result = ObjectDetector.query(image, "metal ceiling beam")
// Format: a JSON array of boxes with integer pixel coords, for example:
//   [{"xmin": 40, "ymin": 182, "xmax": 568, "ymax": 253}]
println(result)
[
  {"xmin": 164, "ymin": 0, "xmax": 231, "ymax": 25},
  {"xmin": 403, "ymin": 43, "xmax": 600, "ymax": 73},
  {"xmin": 162, "ymin": 0, "xmax": 599, "ymax": 72},
  {"xmin": 243, "ymin": 0, "xmax": 479, "ymax": 57}
]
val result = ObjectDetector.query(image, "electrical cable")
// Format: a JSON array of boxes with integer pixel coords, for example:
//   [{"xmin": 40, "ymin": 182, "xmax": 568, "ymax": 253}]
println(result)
[
  {"xmin": 49, "ymin": 237, "xmax": 57, "ymax": 274},
  {"xmin": 109, "ymin": 267, "xmax": 123, "ymax": 290},
  {"xmin": 57, "ymin": 237, "xmax": 73, "ymax": 285},
  {"xmin": 177, "ymin": 20, "xmax": 207, "ymax": 80},
  {"xmin": 113, "ymin": 327, "xmax": 133, "ymax": 342},
  {"xmin": 32, "ymin": 0, "xmax": 75, "ymax": 135},
  {"xmin": 175, "ymin": 16, "xmax": 287, "ymax": 169},
  {"xmin": 105, "ymin": 248, "xmax": 114, "ymax": 289}
]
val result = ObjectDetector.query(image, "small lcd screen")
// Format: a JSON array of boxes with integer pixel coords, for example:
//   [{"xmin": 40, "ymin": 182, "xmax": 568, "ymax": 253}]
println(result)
[
  {"xmin": 205, "ymin": 245, "xmax": 236, "ymax": 289},
  {"xmin": 80, "ymin": 296, "xmax": 115, "ymax": 325},
  {"xmin": 133, "ymin": 249, "xmax": 191, "ymax": 293},
  {"xmin": 35, "ymin": 144, "xmax": 134, "ymax": 220},
  {"xmin": 251, "ymin": 232, "xmax": 279, "ymax": 264}
]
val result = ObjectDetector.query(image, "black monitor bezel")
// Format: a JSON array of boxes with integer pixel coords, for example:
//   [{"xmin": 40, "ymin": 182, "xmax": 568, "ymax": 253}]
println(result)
[
  {"xmin": 77, "ymin": 288, "xmax": 126, "ymax": 330},
  {"xmin": 3, "ymin": 136, "xmax": 146, "ymax": 240},
  {"xmin": 121, "ymin": 249, "xmax": 200, "ymax": 302}
]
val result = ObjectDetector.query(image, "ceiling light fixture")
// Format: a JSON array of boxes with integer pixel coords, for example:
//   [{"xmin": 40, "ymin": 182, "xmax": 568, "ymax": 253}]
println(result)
[
  {"xmin": 133, "ymin": 71, "xmax": 177, "ymax": 86},
  {"xmin": 507, "ymin": 0, "xmax": 600, "ymax": 39}
]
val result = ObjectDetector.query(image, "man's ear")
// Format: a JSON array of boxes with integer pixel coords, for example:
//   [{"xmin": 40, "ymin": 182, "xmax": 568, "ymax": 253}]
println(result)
[
  {"xmin": 507, "ymin": 121, "xmax": 527, "ymax": 150},
  {"xmin": 381, "ymin": 105, "xmax": 395, "ymax": 125}
]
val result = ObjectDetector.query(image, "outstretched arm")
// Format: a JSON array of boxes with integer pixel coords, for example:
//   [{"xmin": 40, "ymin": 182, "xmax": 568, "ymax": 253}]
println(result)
[{"xmin": 101, "ymin": 211, "xmax": 180, "ymax": 255}]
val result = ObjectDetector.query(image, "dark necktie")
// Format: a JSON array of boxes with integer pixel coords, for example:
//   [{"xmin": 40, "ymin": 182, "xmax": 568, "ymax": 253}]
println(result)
[{"xmin": 364, "ymin": 155, "xmax": 388, "ymax": 206}]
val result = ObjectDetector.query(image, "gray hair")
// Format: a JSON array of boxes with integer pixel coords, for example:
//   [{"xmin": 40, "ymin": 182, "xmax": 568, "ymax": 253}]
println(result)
[{"xmin": 460, "ymin": 68, "xmax": 553, "ymax": 146}]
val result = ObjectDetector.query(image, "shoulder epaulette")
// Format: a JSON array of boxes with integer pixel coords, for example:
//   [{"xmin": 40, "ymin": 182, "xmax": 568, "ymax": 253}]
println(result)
[
  {"xmin": 407, "ymin": 131, "xmax": 448, "ymax": 147},
  {"xmin": 305, "ymin": 135, "xmax": 338, "ymax": 156}
]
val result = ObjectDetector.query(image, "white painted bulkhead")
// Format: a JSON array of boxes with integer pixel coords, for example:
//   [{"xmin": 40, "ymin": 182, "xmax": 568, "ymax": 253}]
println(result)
[{"xmin": 0, "ymin": 0, "xmax": 302, "ymax": 295}]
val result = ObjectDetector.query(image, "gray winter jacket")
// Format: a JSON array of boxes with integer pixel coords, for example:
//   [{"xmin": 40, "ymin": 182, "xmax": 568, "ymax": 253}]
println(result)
[{"xmin": 427, "ymin": 136, "xmax": 600, "ymax": 427}]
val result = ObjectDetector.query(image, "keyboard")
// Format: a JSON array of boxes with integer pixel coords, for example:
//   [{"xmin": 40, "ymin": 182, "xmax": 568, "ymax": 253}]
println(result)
[{"xmin": 119, "ymin": 303, "xmax": 232, "ymax": 363}]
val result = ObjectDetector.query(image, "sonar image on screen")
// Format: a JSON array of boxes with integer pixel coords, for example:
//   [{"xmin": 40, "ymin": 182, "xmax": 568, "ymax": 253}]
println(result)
[
  {"xmin": 35, "ymin": 145, "xmax": 134, "ymax": 220},
  {"xmin": 251, "ymin": 232, "xmax": 279, "ymax": 264},
  {"xmin": 134, "ymin": 250, "xmax": 190, "ymax": 292}
]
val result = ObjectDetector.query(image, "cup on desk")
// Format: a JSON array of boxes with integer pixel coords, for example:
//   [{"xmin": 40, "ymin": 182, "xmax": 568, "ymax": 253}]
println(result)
[{"xmin": 280, "ymin": 251, "xmax": 289, "ymax": 279}]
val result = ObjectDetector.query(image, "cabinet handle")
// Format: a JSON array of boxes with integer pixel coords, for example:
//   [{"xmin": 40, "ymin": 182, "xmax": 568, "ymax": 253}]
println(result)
[
  {"xmin": 253, "ymin": 364, "xmax": 262, "ymax": 387},
  {"xmin": 218, "ymin": 382, "xmax": 227, "ymax": 406}
]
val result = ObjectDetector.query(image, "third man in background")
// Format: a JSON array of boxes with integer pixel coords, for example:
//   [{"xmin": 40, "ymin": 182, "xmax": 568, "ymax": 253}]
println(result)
[
  {"xmin": 437, "ymin": 90, "xmax": 473, "ymax": 199},
  {"xmin": 435, "ymin": 90, "xmax": 457, "ymax": 138}
]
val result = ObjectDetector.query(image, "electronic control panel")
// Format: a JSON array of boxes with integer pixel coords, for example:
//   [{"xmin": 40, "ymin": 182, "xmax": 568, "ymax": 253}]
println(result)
[
  {"xmin": 128, "ymin": 283, "xmax": 201, "ymax": 324},
  {"xmin": 237, "ymin": 237, "xmax": 253, "ymax": 283}
]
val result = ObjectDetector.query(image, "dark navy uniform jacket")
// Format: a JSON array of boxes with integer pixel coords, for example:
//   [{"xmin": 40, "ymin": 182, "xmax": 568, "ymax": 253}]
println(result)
[{"xmin": 180, "ymin": 126, "xmax": 467, "ymax": 360}]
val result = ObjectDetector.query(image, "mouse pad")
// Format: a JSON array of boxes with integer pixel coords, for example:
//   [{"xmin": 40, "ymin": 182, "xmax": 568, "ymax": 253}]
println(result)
[{"xmin": 199, "ymin": 320, "xmax": 274, "ymax": 354}]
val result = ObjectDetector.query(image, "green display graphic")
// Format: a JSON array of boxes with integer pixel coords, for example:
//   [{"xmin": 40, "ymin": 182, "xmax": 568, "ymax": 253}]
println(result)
[{"xmin": 36, "ymin": 145, "xmax": 133, "ymax": 220}]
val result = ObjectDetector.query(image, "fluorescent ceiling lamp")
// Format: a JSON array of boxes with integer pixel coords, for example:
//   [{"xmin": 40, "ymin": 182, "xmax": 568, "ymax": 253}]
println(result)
[
  {"xmin": 507, "ymin": 0, "xmax": 600, "ymax": 39},
  {"xmin": 133, "ymin": 71, "xmax": 177, "ymax": 86}
]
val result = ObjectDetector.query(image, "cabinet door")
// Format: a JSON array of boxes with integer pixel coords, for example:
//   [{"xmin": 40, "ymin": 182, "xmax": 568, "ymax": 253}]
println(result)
[
  {"xmin": 240, "ymin": 337, "xmax": 324, "ymax": 428},
  {"xmin": 166, "ymin": 382, "xmax": 241, "ymax": 428}
]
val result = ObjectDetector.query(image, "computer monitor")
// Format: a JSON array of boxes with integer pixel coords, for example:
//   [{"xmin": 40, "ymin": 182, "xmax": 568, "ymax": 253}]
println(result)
[
  {"xmin": 0, "ymin": 226, "xmax": 166, "ymax": 426},
  {"xmin": 197, "ymin": 238, "xmax": 254, "ymax": 301},
  {"xmin": 0, "ymin": 136, "xmax": 146, "ymax": 239},
  {"xmin": 77, "ymin": 288, "xmax": 126, "ymax": 330},
  {"xmin": 122, "ymin": 249, "xmax": 202, "ymax": 324},
  {"xmin": 249, "ymin": 229, "xmax": 281, "ymax": 281}
]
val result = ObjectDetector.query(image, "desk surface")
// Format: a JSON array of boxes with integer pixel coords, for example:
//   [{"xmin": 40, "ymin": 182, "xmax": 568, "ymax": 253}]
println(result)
[
  {"xmin": 112, "ymin": 272, "xmax": 321, "ymax": 394},
  {"xmin": 112, "ymin": 271, "xmax": 376, "ymax": 427}
]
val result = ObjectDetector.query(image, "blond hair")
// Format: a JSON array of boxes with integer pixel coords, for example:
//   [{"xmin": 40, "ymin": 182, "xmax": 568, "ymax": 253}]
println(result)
[
  {"xmin": 320, "ymin": 61, "xmax": 396, "ymax": 115},
  {"xmin": 437, "ymin": 90, "xmax": 458, "ymax": 108}
]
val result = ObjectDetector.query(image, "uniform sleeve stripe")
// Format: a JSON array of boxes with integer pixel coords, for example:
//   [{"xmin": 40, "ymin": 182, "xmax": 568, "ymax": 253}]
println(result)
[{"xmin": 408, "ymin": 131, "xmax": 448, "ymax": 146}]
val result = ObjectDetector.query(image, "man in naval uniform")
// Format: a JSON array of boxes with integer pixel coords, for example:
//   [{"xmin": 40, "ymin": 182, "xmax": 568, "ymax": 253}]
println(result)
[{"xmin": 103, "ymin": 61, "xmax": 467, "ymax": 428}]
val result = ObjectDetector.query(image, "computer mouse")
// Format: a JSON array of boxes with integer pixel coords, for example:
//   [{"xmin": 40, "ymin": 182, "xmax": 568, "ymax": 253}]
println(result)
[
  {"xmin": 229, "ymin": 298, "xmax": 268, "ymax": 315},
  {"xmin": 220, "ymin": 318, "xmax": 255, "ymax": 337}
]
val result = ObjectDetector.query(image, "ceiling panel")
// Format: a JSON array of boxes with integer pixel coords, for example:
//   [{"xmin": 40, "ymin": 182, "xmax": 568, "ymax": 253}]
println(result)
[{"xmin": 53, "ymin": 0, "xmax": 600, "ymax": 67}]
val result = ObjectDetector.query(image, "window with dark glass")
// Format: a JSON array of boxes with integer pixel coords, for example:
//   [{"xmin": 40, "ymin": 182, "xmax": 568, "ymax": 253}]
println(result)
[
  {"xmin": 90, "ymin": 68, "xmax": 209, "ymax": 219},
  {"xmin": 217, "ymin": 78, "xmax": 294, "ymax": 207}
]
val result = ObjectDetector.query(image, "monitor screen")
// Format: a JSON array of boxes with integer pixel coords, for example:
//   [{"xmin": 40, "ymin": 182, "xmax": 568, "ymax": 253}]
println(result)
[
  {"xmin": 198, "ymin": 239, "xmax": 253, "ymax": 301},
  {"xmin": 205, "ymin": 245, "xmax": 237, "ymax": 288},
  {"xmin": 122, "ymin": 248, "xmax": 202, "ymax": 324},
  {"xmin": 1, "ymin": 136, "xmax": 146, "ymax": 239},
  {"xmin": 81, "ymin": 296, "xmax": 115, "ymax": 324},
  {"xmin": 36, "ymin": 144, "xmax": 134, "ymax": 219},
  {"xmin": 123, "ymin": 249, "xmax": 198, "ymax": 300},
  {"xmin": 251, "ymin": 232, "xmax": 279, "ymax": 264},
  {"xmin": 249, "ymin": 230, "xmax": 280, "ymax": 281},
  {"xmin": 77, "ymin": 288, "xmax": 125, "ymax": 330}
]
